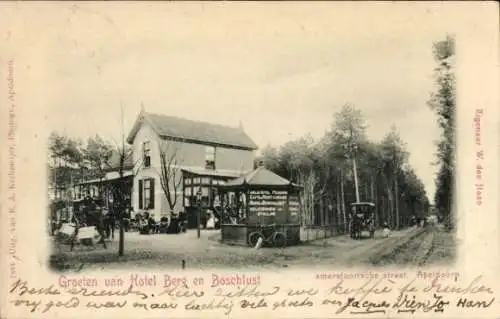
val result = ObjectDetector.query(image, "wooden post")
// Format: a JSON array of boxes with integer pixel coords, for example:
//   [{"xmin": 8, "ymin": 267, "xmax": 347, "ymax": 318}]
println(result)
[
  {"xmin": 182, "ymin": 172, "xmax": 186, "ymax": 211},
  {"xmin": 196, "ymin": 187, "xmax": 201, "ymax": 239},
  {"xmin": 298, "ymin": 189, "xmax": 302, "ymax": 227},
  {"xmin": 245, "ymin": 189, "xmax": 249, "ymax": 222},
  {"xmin": 286, "ymin": 189, "xmax": 290, "ymax": 224},
  {"xmin": 220, "ymin": 189, "xmax": 224, "ymax": 221},
  {"xmin": 190, "ymin": 176, "xmax": 193, "ymax": 197}
]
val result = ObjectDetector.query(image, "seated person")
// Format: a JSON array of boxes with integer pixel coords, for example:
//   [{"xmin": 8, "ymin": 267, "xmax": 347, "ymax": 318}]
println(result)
[
  {"xmin": 139, "ymin": 211, "xmax": 151, "ymax": 234},
  {"xmin": 135, "ymin": 211, "xmax": 143, "ymax": 222},
  {"xmin": 160, "ymin": 216, "xmax": 169, "ymax": 224},
  {"xmin": 148, "ymin": 215, "xmax": 158, "ymax": 233},
  {"xmin": 167, "ymin": 214, "xmax": 180, "ymax": 234},
  {"xmin": 159, "ymin": 216, "xmax": 169, "ymax": 233}
]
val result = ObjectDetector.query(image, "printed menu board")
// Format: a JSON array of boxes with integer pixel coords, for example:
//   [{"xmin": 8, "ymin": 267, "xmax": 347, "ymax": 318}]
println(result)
[{"xmin": 247, "ymin": 190, "xmax": 287, "ymax": 224}]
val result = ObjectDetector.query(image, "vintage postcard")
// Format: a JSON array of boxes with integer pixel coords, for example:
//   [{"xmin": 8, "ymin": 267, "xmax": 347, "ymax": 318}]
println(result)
[{"xmin": 1, "ymin": 2, "xmax": 499, "ymax": 318}]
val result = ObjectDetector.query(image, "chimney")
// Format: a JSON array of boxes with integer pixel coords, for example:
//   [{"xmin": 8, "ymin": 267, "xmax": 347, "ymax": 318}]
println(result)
[
  {"xmin": 238, "ymin": 120, "xmax": 244, "ymax": 131},
  {"xmin": 140, "ymin": 102, "xmax": 145, "ymax": 113}
]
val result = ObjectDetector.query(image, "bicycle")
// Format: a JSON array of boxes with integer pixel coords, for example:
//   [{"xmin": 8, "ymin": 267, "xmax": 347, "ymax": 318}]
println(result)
[{"xmin": 247, "ymin": 224, "xmax": 287, "ymax": 248}]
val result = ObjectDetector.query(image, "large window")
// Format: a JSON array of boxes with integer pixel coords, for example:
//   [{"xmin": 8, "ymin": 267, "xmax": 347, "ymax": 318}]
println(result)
[
  {"xmin": 205, "ymin": 146, "xmax": 215, "ymax": 170},
  {"xmin": 143, "ymin": 141, "xmax": 151, "ymax": 168},
  {"xmin": 138, "ymin": 178, "xmax": 155, "ymax": 210},
  {"xmin": 144, "ymin": 179, "xmax": 151, "ymax": 208}
]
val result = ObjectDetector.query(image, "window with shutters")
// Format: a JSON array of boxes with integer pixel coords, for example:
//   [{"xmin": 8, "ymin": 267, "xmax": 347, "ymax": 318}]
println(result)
[{"xmin": 143, "ymin": 141, "xmax": 151, "ymax": 167}]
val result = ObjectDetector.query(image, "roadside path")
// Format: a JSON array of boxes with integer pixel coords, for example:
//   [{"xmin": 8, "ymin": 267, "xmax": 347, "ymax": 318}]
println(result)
[{"xmin": 50, "ymin": 227, "xmax": 429, "ymax": 272}]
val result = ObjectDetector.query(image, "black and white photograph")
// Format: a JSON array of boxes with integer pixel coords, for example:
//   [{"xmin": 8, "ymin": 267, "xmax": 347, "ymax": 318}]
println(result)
[{"xmin": 44, "ymin": 3, "xmax": 458, "ymax": 272}]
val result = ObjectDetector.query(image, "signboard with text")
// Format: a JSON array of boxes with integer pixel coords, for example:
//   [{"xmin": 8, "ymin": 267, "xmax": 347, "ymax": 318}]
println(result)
[{"xmin": 247, "ymin": 190, "xmax": 289, "ymax": 224}]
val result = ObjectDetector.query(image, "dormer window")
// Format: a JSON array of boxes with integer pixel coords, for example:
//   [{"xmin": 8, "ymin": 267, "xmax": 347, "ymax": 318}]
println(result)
[
  {"xmin": 205, "ymin": 146, "xmax": 215, "ymax": 170},
  {"xmin": 143, "ymin": 141, "xmax": 151, "ymax": 168}
]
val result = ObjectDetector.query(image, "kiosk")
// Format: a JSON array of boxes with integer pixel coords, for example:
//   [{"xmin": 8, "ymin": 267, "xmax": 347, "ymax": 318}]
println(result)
[{"xmin": 218, "ymin": 167, "xmax": 302, "ymax": 247}]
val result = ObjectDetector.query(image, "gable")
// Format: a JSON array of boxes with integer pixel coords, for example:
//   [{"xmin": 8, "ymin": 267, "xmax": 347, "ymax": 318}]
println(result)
[{"xmin": 127, "ymin": 111, "xmax": 258, "ymax": 150}]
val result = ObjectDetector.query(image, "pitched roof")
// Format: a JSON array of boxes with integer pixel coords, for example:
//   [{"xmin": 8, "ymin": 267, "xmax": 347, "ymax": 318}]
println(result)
[
  {"xmin": 127, "ymin": 111, "xmax": 258, "ymax": 150},
  {"xmin": 222, "ymin": 166, "xmax": 300, "ymax": 188},
  {"xmin": 78, "ymin": 170, "xmax": 134, "ymax": 185},
  {"xmin": 104, "ymin": 150, "xmax": 134, "ymax": 172},
  {"xmin": 181, "ymin": 167, "xmax": 245, "ymax": 179}
]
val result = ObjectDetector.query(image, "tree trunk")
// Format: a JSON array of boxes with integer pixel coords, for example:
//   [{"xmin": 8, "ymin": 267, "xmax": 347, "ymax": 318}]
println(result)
[
  {"xmin": 367, "ymin": 182, "xmax": 369, "ymax": 201},
  {"xmin": 118, "ymin": 170, "xmax": 125, "ymax": 257},
  {"xmin": 310, "ymin": 177, "xmax": 315, "ymax": 225},
  {"xmin": 385, "ymin": 179, "xmax": 393, "ymax": 228},
  {"xmin": 323, "ymin": 198, "xmax": 328, "ymax": 225},
  {"xmin": 370, "ymin": 176, "xmax": 376, "ymax": 225},
  {"xmin": 352, "ymin": 158, "xmax": 360, "ymax": 203},
  {"xmin": 370, "ymin": 176, "xmax": 375, "ymax": 202},
  {"xmin": 119, "ymin": 218, "xmax": 124, "ymax": 256},
  {"xmin": 340, "ymin": 168, "xmax": 347, "ymax": 232},
  {"xmin": 394, "ymin": 177, "xmax": 399, "ymax": 230},
  {"xmin": 336, "ymin": 182, "xmax": 341, "ymax": 228}
]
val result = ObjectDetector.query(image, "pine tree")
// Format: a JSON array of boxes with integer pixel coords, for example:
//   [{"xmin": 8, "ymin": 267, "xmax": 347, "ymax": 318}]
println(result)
[{"xmin": 428, "ymin": 36, "xmax": 456, "ymax": 229}]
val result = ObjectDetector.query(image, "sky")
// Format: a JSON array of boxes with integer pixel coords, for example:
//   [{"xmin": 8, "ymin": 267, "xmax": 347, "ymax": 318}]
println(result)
[{"xmin": 31, "ymin": 2, "xmax": 464, "ymax": 201}]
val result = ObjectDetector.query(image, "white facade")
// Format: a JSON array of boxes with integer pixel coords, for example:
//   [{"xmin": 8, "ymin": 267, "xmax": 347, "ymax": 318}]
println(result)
[{"xmin": 130, "ymin": 120, "xmax": 255, "ymax": 220}]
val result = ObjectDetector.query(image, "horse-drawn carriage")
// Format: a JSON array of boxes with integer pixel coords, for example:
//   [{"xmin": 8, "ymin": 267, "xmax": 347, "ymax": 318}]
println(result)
[
  {"xmin": 349, "ymin": 202, "xmax": 376, "ymax": 239},
  {"xmin": 53, "ymin": 198, "xmax": 112, "ymax": 249}
]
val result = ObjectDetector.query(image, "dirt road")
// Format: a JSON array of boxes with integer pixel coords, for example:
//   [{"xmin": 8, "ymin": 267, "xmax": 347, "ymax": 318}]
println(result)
[
  {"xmin": 51, "ymin": 226, "xmax": 445, "ymax": 272},
  {"xmin": 369, "ymin": 225, "xmax": 456, "ymax": 267},
  {"xmin": 261, "ymin": 227, "xmax": 426, "ymax": 269}
]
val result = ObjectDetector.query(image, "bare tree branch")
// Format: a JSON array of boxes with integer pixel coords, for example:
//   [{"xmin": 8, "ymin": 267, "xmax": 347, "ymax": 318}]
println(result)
[{"xmin": 155, "ymin": 138, "xmax": 184, "ymax": 213}]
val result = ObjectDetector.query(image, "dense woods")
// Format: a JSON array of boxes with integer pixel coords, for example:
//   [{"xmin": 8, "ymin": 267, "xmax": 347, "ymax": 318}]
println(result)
[
  {"xmin": 427, "ymin": 36, "xmax": 456, "ymax": 229},
  {"xmin": 48, "ymin": 133, "xmax": 117, "ymax": 197},
  {"xmin": 255, "ymin": 104, "xmax": 430, "ymax": 230}
]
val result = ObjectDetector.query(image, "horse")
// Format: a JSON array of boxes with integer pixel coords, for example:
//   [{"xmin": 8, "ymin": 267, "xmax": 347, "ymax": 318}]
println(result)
[
  {"xmin": 85, "ymin": 208, "xmax": 107, "ymax": 249},
  {"xmin": 103, "ymin": 209, "xmax": 116, "ymax": 240}
]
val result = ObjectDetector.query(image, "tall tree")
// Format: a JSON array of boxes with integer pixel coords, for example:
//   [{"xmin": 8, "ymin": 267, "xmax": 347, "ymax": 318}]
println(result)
[
  {"xmin": 83, "ymin": 135, "xmax": 114, "ymax": 201},
  {"xmin": 257, "ymin": 144, "xmax": 281, "ymax": 172},
  {"xmin": 322, "ymin": 131, "xmax": 350, "ymax": 230},
  {"xmin": 113, "ymin": 104, "xmax": 132, "ymax": 256},
  {"xmin": 48, "ymin": 132, "xmax": 84, "ymax": 202},
  {"xmin": 428, "ymin": 35, "xmax": 456, "ymax": 229},
  {"xmin": 156, "ymin": 139, "xmax": 184, "ymax": 214},
  {"xmin": 331, "ymin": 103, "xmax": 367, "ymax": 204},
  {"xmin": 277, "ymin": 135, "xmax": 314, "ymax": 225},
  {"xmin": 48, "ymin": 132, "xmax": 68, "ymax": 199},
  {"xmin": 380, "ymin": 125, "xmax": 409, "ymax": 229}
]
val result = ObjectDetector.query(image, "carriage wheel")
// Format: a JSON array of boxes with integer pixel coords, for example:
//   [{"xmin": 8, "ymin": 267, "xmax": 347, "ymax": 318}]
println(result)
[
  {"xmin": 272, "ymin": 232, "xmax": 286, "ymax": 248},
  {"xmin": 248, "ymin": 232, "xmax": 264, "ymax": 247}
]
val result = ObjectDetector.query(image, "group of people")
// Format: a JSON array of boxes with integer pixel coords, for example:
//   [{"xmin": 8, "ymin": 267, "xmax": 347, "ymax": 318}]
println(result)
[
  {"xmin": 50, "ymin": 197, "xmax": 134, "ymax": 250},
  {"xmin": 52, "ymin": 198, "xmax": 228, "ymax": 247},
  {"xmin": 134, "ymin": 211, "xmax": 188, "ymax": 235},
  {"xmin": 218, "ymin": 205, "xmax": 244, "ymax": 225}
]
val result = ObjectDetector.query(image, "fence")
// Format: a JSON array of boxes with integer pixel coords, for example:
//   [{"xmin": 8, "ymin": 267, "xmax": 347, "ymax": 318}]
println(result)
[{"xmin": 299, "ymin": 223, "xmax": 348, "ymax": 242}]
